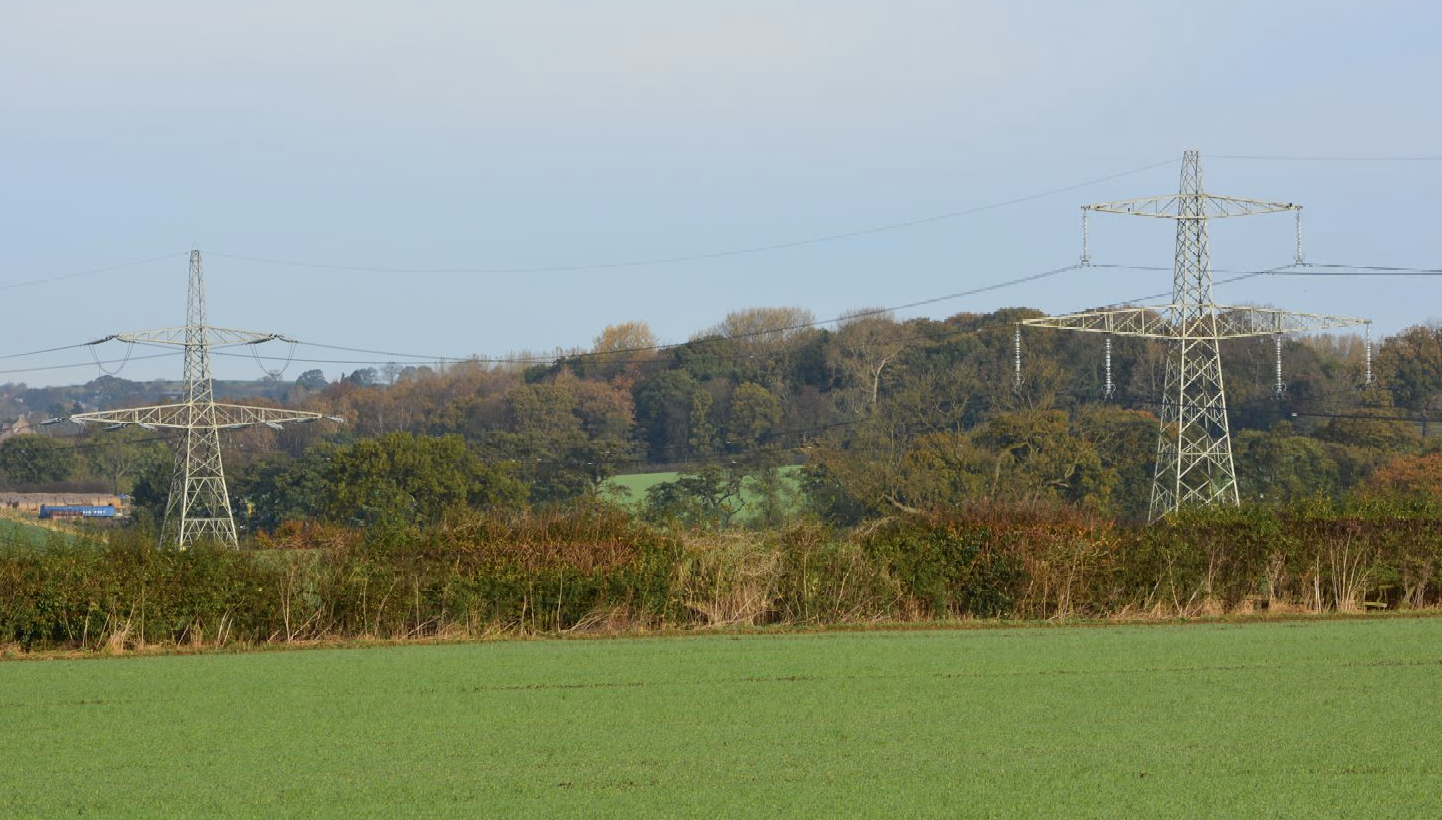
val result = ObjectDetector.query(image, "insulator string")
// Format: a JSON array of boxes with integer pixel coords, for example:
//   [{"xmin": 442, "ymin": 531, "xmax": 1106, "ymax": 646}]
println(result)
[
  {"xmin": 1103, "ymin": 335, "xmax": 1114, "ymax": 399},
  {"xmin": 1274, "ymin": 335, "xmax": 1286, "ymax": 397},
  {"xmin": 1365, "ymin": 323, "xmax": 1374, "ymax": 386},
  {"xmin": 1013, "ymin": 326, "xmax": 1023, "ymax": 392}
]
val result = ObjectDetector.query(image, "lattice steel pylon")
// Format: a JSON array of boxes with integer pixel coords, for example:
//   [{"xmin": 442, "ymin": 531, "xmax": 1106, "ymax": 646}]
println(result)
[
  {"xmin": 71, "ymin": 250, "xmax": 339, "ymax": 548},
  {"xmin": 1020, "ymin": 151, "xmax": 1369, "ymax": 520}
]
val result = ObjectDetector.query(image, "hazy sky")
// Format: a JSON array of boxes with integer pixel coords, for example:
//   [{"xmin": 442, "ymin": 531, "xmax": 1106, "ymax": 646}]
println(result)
[{"xmin": 3, "ymin": 1, "xmax": 1440, "ymax": 385}]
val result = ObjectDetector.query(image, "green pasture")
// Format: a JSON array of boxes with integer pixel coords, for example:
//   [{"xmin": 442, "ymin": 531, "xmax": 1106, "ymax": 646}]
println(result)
[
  {"xmin": 605, "ymin": 463, "xmax": 804, "ymax": 519},
  {"xmin": 605, "ymin": 469, "xmax": 680, "ymax": 501},
  {"xmin": 3, "ymin": 618, "xmax": 1441, "ymax": 819}
]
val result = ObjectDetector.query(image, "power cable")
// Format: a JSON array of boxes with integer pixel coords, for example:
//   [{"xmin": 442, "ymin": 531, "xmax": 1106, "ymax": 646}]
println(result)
[
  {"xmin": 87, "ymin": 341, "xmax": 136, "ymax": 377},
  {"xmin": 1272, "ymin": 264, "xmax": 1442, "ymax": 276},
  {"xmin": 11, "ymin": 259, "xmax": 1089, "ymax": 373},
  {"xmin": 0, "ymin": 342, "xmax": 96, "ymax": 362},
  {"xmin": 205, "ymin": 159, "xmax": 1177, "ymax": 275},
  {"xmin": 0, "ymin": 252, "xmax": 187, "ymax": 291},
  {"xmin": 288, "ymin": 342, "xmax": 464, "ymax": 362},
  {"xmin": 227, "ymin": 259, "xmax": 1340, "ymax": 372},
  {"xmin": 258, "ymin": 262, "xmax": 1085, "ymax": 368},
  {"xmin": 1092, "ymin": 263, "xmax": 1295, "ymax": 308},
  {"xmin": 0, "ymin": 352, "xmax": 179, "ymax": 377},
  {"xmin": 1212, "ymin": 155, "xmax": 1442, "ymax": 162}
]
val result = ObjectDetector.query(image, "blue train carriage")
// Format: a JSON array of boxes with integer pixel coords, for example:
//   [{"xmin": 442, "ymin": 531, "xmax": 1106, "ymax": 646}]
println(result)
[{"xmin": 38, "ymin": 504, "xmax": 118, "ymax": 520}]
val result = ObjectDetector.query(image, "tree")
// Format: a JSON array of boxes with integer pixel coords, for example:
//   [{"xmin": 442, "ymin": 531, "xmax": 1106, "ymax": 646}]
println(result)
[
  {"xmin": 345, "ymin": 368, "xmax": 380, "ymax": 387},
  {"xmin": 1233, "ymin": 421, "xmax": 1341, "ymax": 504},
  {"xmin": 700, "ymin": 304, "xmax": 824, "ymax": 386},
  {"xmin": 128, "ymin": 454, "xmax": 173, "ymax": 523},
  {"xmin": 643, "ymin": 464, "xmax": 746, "ymax": 529},
  {"xmin": 827, "ymin": 309, "xmax": 907, "ymax": 414},
  {"xmin": 326, "ymin": 433, "xmax": 526, "ymax": 526},
  {"xmin": 507, "ymin": 380, "xmax": 580, "ymax": 435},
  {"xmin": 594, "ymin": 320, "xmax": 658, "ymax": 355},
  {"xmin": 974, "ymin": 410, "xmax": 1112, "ymax": 508},
  {"xmin": 1358, "ymin": 451, "xmax": 1442, "ymax": 502},
  {"xmin": 634, "ymin": 370, "xmax": 703, "ymax": 462},
  {"xmin": 0, "ymin": 434, "xmax": 75, "ymax": 487},
  {"xmin": 231, "ymin": 444, "xmax": 340, "ymax": 531},
  {"xmin": 295, "ymin": 369, "xmax": 329, "ymax": 391},
  {"xmin": 568, "ymin": 374, "xmax": 635, "ymax": 440},
  {"xmin": 84, "ymin": 426, "xmax": 169, "ymax": 495},
  {"xmin": 591, "ymin": 321, "xmax": 659, "ymax": 377},
  {"xmin": 1377, "ymin": 324, "xmax": 1442, "ymax": 410},
  {"xmin": 1315, "ymin": 388, "xmax": 1422, "ymax": 452},
  {"xmin": 707, "ymin": 306, "xmax": 815, "ymax": 357},
  {"xmin": 1072, "ymin": 406, "xmax": 1156, "ymax": 519},
  {"xmin": 478, "ymin": 429, "xmax": 633, "ymax": 504},
  {"xmin": 726, "ymin": 382, "xmax": 782, "ymax": 449}
]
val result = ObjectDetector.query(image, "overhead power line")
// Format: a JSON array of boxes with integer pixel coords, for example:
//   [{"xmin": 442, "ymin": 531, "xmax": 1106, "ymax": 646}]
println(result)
[
  {"xmin": 1094, "ymin": 263, "xmax": 1297, "ymax": 309},
  {"xmin": 1213, "ymin": 155, "xmax": 1442, "ymax": 162},
  {"xmin": 1272, "ymin": 264, "xmax": 1442, "ymax": 276},
  {"xmin": 229, "ymin": 262, "xmax": 1090, "ymax": 367},
  {"xmin": 233, "ymin": 260, "xmax": 1358, "ymax": 371},
  {"xmin": 0, "ymin": 252, "xmax": 188, "ymax": 291},
  {"xmin": 23, "ymin": 257, "xmax": 1428, "ymax": 380},
  {"xmin": 0, "ymin": 342, "xmax": 95, "ymax": 362},
  {"xmin": 3, "ymin": 257, "xmax": 1124, "ymax": 372},
  {"xmin": 205, "ymin": 159, "xmax": 1178, "ymax": 275},
  {"xmin": 0, "ymin": 352, "xmax": 179, "ymax": 377}
]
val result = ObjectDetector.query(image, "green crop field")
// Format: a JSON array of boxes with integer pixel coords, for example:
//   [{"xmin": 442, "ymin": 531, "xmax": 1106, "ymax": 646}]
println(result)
[
  {"xmin": 4, "ymin": 618, "xmax": 1441, "ymax": 819},
  {"xmin": 0, "ymin": 516, "xmax": 92, "ymax": 550}
]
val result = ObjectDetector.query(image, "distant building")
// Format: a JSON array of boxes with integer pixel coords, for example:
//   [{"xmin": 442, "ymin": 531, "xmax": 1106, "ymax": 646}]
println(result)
[
  {"xmin": 0, "ymin": 492, "xmax": 127, "ymax": 513},
  {"xmin": 0, "ymin": 414, "xmax": 35, "ymax": 443}
]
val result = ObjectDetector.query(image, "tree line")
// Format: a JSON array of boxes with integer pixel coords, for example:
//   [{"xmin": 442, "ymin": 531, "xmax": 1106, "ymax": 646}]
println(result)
[{"xmin": 5, "ymin": 306, "xmax": 1442, "ymax": 526}]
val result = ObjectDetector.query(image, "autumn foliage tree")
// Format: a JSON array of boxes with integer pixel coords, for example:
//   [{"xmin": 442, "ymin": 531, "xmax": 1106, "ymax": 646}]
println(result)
[{"xmin": 1359, "ymin": 451, "xmax": 1442, "ymax": 502}]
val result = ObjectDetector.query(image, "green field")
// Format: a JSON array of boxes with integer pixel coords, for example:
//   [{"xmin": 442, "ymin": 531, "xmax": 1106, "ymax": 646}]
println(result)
[
  {"xmin": 605, "ymin": 464, "xmax": 804, "ymax": 520},
  {"xmin": 3, "ymin": 619, "xmax": 1441, "ymax": 818},
  {"xmin": 0, "ymin": 516, "xmax": 91, "ymax": 550},
  {"xmin": 605, "ymin": 469, "xmax": 681, "ymax": 501}
]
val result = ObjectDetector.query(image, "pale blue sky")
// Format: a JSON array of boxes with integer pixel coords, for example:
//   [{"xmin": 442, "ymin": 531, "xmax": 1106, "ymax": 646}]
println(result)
[{"xmin": 3, "ymin": 1, "xmax": 1440, "ymax": 384}]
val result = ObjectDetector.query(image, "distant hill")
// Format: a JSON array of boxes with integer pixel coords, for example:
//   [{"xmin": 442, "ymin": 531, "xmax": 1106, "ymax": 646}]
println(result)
[{"xmin": 1, "ymin": 374, "xmax": 296, "ymax": 423}]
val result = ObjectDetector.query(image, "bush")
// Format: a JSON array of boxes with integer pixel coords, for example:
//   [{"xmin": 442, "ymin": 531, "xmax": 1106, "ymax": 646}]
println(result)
[{"xmin": 5, "ymin": 500, "xmax": 1442, "ymax": 651}]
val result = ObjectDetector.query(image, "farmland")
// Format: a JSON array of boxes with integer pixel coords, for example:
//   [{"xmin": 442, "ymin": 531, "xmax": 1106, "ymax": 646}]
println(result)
[
  {"xmin": 0, "ymin": 514, "xmax": 93, "ymax": 550},
  {"xmin": 4, "ymin": 618, "xmax": 1441, "ymax": 819},
  {"xmin": 604, "ymin": 465, "xmax": 805, "ymax": 522}
]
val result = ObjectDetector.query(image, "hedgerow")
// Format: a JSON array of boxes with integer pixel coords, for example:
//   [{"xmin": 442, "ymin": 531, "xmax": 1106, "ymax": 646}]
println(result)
[{"xmin": 3, "ymin": 500, "xmax": 1440, "ymax": 651}]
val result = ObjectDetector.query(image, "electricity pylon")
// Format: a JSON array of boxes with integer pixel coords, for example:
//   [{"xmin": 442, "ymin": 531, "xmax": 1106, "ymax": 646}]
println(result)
[
  {"xmin": 72, "ymin": 250, "xmax": 339, "ymax": 548},
  {"xmin": 1020, "ymin": 150, "xmax": 1367, "ymax": 520}
]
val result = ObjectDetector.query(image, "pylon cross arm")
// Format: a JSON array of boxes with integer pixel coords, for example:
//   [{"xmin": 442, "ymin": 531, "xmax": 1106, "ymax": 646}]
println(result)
[
  {"xmin": 117, "ymin": 326, "xmax": 292, "ymax": 347},
  {"xmin": 1085, "ymin": 194, "xmax": 1298, "ymax": 219},
  {"xmin": 209, "ymin": 404, "xmax": 329, "ymax": 428},
  {"xmin": 70, "ymin": 403, "xmax": 325, "ymax": 429},
  {"xmin": 1020, "ymin": 306, "xmax": 1172, "ymax": 338},
  {"xmin": 1020, "ymin": 304, "xmax": 1366, "ymax": 340},
  {"xmin": 71, "ymin": 404, "xmax": 191, "ymax": 428},
  {"xmin": 1210, "ymin": 306, "xmax": 1368, "ymax": 338}
]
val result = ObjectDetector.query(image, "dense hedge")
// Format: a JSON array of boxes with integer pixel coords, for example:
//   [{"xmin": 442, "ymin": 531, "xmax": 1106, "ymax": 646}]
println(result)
[{"xmin": 3, "ymin": 500, "xmax": 1441, "ymax": 651}]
